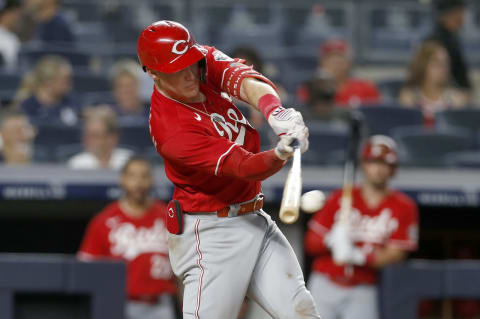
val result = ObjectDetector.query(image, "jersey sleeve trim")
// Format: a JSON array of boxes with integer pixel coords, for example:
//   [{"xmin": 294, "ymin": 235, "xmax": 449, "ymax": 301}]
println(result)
[
  {"xmin": 215, "ymin": 143, "xmax": 238, "ymax": 176},
  {"xmin": 220, "ymin": 67, "xmax": 229, "ymax": 89},
  {"xmin": 308, "ymin": 219, "xmax": 330, "ymax": 237}
]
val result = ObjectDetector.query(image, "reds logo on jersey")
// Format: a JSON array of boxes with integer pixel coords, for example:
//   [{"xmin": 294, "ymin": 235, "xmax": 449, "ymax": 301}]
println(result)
[
  {"xmin": 336, "ymin": 208, "xmax": 399, "ymax": 244},
  {"xmin": 107, "ymin": 218, "xmax": 169, "ymax": 260}
]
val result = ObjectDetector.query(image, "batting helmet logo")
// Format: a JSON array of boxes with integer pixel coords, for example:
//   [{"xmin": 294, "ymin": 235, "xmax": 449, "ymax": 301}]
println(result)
[{"xmin": 172, "ymin": 40, "xmax": 188, "ymax": 55}]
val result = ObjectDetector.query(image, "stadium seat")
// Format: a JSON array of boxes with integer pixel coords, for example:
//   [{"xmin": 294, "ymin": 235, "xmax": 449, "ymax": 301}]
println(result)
[
  {"xmin": 359, "ymin": 105, "xmax": 424, "ymax": 136},
  {"xmin": 377, "ymin": 78, "xmax": 405, "ymax": 101},
  {"xmin": 445, "ymin": 151, "xmax": 480, "ymax": 169},
  {"xmin": 73, "ymin": 72, "xmax": 110, "ymax": 94},
  {"xmin": 0, "ymin": 72, "xmax": 22, "ymax": 105},
  {"xmin": 119, "ymin": 123, "xmax": 153, "ymax": 152},
  {"xmin": 436, "ymin": 109, "xmax": 480, "ymax": 147},
  {"xmin": 392, "ymin": 127, "xmax": 473, "ymax": 167},
  {"xmin": 54, "ymin": 143, "xmax": 84, "ymax": 163},
  {"xmin": 19, "ymin": 45, "xmax": 91, "ymax": 71},
  {"xmin": 303, "ymin": 123, "xmax": 349, "ymax": 166},
  {"xmin": 35, "ymin": 124, "xmax": 82, "ymax": 147},
  {"xmin": 35, "ymin": 124, "xmax": 82, "ymax": 161}
]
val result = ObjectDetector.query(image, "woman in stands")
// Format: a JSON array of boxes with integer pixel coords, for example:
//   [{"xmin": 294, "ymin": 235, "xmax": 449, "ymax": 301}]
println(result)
[
  {"xmin": 399, "ymin": 41, "xmax": 469, "ymax": 126},
  {"xmin": 13, "ymin": 55, "xmax": 81, "ymax": 126},
  {"xmin": 108, "ymin": 59, "xmax": 149, "ymax": 122}
]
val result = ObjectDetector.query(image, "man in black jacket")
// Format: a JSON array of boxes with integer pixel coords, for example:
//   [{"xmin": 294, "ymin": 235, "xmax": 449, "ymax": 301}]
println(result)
[{"xmin": 426, "ymin": 0, "xmax": 471, "ymax": 91}]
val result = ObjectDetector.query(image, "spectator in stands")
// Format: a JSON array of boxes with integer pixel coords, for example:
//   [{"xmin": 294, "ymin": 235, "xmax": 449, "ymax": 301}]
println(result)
[
  {"xmin": 305, "ymin": 135, "xmax": 419, "ymax": 319},
  {"xmin": 0, "ymin": 0, "xmax": 21, "ymax": 71},
  {"xmin": 109, "ymin": 59, "xmax": 149, "ymax": 122},
  {"xmin": 302, "ymin": 71, "xmax": 351, "ymax": 126},
  {"xmin": 78, "ymin": 156, "xmax": 179, "ymax": 319},
  {"xmin": 0, "ymin": 111, "xmax": 36, "ymax": 165},
  {"xmin": 67, "ymin": 106, "xmax": 133, "ymax": 170},
  {"xmin": 426, "ymin": 0, "xmax": 470, "ymax": 91},
  {"xmin": 314, "ymin": 39, "xmax": 381, "ymax": 107},
  {"xmin": 399, "ymin": 41, "xmax": 469, "ymax": 126},
  {"xmin": 14, "ymin": 55, "xmax": 81, "ymax": 126},
  {"xmin": 22, "ymin": 0, "xmax": 74, "ymax": 43}
]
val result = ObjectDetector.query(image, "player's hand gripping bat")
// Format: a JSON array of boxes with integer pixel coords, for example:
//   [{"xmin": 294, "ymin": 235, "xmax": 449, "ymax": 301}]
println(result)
[{"xmin": 279, "ymin": 140, "xmax": 302, "ymax": 224}]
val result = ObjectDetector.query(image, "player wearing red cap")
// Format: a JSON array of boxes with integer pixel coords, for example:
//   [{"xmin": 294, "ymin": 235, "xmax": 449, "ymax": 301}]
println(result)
[
  {"xmin": 137, "ymin": 20, "xmax": 319, "ymax": 319},
  {"xmin": 304, "ymin": 135, "xmax": 419, "ymax": 319}
]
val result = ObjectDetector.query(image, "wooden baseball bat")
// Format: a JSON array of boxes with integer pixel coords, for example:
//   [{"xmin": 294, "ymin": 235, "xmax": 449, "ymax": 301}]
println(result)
[
  {"xmin": 338, "ymin": 112, "xmax": 363, "ymax": 224},
  {"xmin": 279, "ymin": 145, "xmax": 302, "ymax": 224}
]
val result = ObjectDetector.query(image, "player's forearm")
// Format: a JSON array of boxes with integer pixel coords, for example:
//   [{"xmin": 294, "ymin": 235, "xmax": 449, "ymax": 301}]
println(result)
[
  {"xmin": 369, "ymin": 246, "xmax": 407, "ymax": 269},
  {"xmin": 239, "ymin": 78, "xmax": 280, "ymax": 115},
  {"xmin": 222, "ymin": 147, "xmax": 286, "ymax": 181}
]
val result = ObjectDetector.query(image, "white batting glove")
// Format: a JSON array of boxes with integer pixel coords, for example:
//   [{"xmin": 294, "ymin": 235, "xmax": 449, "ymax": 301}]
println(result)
[
  {"xmin": 348, "ymin": 247, "xmax": 367, "ymax": 266},
  {"xmin": 325, "ymin": 222, "xmax": 354, "ymax": 265},
  {"xmin": 274, "ymin": 135, "xmax": 295, "ymax": 160},
  {"xmin": 268, "ymin": 107, "xmax": 309, "ymax": 153}
]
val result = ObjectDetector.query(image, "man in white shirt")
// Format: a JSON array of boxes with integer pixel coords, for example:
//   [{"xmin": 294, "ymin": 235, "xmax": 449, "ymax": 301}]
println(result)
[
  {"xmin": 68, "ymin": 106, "xmax": 133, "ymax": 170},
  {"xmin": 0, "ymin": 0, "xmax": 21, "ymax": 71}
]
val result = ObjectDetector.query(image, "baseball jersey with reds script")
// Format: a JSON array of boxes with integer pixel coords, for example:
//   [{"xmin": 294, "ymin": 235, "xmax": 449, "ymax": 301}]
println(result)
[
  {"xmin": 149, "ymin": 45, "xmax": 261, "ymax": 212},
  {"xmin": 305, "ymin": 187, "xmax": 418, "ymax": 286},
  {"xmin": 78, "ymin": 201, "xmax": 176, "ymax": 299}
]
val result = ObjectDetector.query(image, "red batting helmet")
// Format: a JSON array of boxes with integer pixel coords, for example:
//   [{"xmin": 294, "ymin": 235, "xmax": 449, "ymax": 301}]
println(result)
[
  {"xmin": 361, "ymin": 135, "xmax": 398, "ymax": 165},
  {"xmin": 137, "ymin": 20, "xmax": 205, "ymax": 74}
]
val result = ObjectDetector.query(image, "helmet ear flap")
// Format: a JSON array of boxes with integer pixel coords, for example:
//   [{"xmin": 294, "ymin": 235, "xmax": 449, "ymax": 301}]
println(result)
[{"xmin": 198, "ymin": 59, "xmax": 206, "ymax": 82}]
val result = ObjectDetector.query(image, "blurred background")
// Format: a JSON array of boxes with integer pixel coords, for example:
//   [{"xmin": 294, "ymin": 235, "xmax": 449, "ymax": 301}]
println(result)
[{"xmin": 0, "ymin": 0, "xmax": 479, "ymax": 318}]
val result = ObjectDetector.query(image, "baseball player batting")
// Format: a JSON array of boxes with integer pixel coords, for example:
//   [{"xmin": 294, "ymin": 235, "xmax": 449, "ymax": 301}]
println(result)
[
  {"xmin": 304, "ymin": 135, "xmax": 419, "ymax": 319},
  {"xmin": 137, "ymin": 20, "xmax": 320, "ymax": 319}
]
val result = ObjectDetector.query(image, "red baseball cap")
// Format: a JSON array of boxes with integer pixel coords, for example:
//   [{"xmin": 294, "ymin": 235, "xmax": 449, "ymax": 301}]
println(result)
[
  {"xmin": 320, "ymin": 39, "xmax": 349, "ymax": 57},
  {"xmin": 362, "ymin": 135, "xmax": 398, "ymax": 165}
]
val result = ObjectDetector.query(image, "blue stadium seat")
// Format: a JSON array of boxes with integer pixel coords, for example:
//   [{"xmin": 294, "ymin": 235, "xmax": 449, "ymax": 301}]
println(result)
[
  {"xmin": 392, "ymin": 127, "xmax": 473, "ymax": 167},
  {"xmin": 445, "ymin": 151, "xmax": 480, "ymax": 168},
  {"xmin": 34, "ymin": 124, "xmax": 82, "ymax": 162},
  {"xmin": 359, "ymin": 105, "xmax": 424, "ymax": 136},
  {"xmin": 119, "ymin": 123, "xmax": 152, "ymax": 152},
  {"xmin": 54, "ymin": 143, "xmax": 84, "ymax": 163},
  {"xmin": 19, "ymin": 45, "xmax": 91, "ymax": 71},
  {"xmin": 377, "ymin": 78, "xmax": 405, "ymax": 101},
  {"xmin": 303, "ymin": 123, "xmax": 349, "ymax": 166},
  {"xmin": 73, "ymin": 72, "xmax": 110, "ymax": 94},
  {"xmin": 35, "ymin": 124, "xmax": 82, "ymax": 147},
  {"xmin": 0, "ymin": 72, "xmax": 22, "ymax": 105},
  {"xmin": 436, "ymin": 109, "xmax": 480, "ymax": 147}
]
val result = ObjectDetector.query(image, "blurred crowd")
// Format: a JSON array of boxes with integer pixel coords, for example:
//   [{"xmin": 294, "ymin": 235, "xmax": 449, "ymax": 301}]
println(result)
[{"xmin": 0, "ymin": 0, "xmax": 479, "ymax": 170}]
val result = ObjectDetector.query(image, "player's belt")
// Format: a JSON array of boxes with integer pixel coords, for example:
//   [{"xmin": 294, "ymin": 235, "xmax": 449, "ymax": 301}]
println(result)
[
  {"xmin": 217, "ymin": 193, "xmax": 264, "ymax": 217},
  {"xmin": 185, "ymin": 193, "xmax": 264, "ymax": 218}
]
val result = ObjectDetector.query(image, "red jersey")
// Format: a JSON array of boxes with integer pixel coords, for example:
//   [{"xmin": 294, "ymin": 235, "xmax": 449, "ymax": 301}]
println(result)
[
  {"xmin": 335, "ymin": 78, "xmax": 381, "ymax": 107},
  {"xmin": 305, "ymin": 187, "xmax": 418, "ymax": 286},
  {"xmin": 78, "ymin": 201, "xmax": 176, "ymax": 299},
  {"xmin": 149, "ymin": 45, "xmax": 261, "ymax": 212}
]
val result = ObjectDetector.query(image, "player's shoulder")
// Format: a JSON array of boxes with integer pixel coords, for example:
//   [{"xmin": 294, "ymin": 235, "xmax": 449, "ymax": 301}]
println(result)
[
  {"xmin": 390, "ymin": 190, "xmax": 417, "ymax": 210},
  {"xmin": 326, "ymin": 189, "xmax": 344, "ymax": 203},
  {"xmin": 150, "ymin": 91, "xmax": 202, "ymax": 142},
  {"xmin": 88, "ymin": 202, "xmax": 121, "ymax": 225},
  {"xmin": 202, "ymin": 45, "xmax": 234, "ymax": 62},
  {"xmin": 150, "ymin": 200, "xmax": 168, "ymax": 216}
]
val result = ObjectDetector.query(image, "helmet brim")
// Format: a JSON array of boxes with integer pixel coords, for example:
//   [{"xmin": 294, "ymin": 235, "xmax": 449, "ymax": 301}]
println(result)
[{"xmin": 154, "ymin": 45, "xmax": 205, "ymax": 74}]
